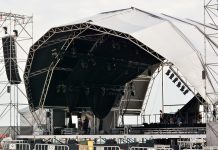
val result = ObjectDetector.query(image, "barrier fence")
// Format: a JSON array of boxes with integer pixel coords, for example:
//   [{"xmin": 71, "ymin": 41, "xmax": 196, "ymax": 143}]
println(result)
[
  {"xmin": 93, "ymin": 146, "xmax": 120, "ymax": 150},
  {"xmin": 203, "ymin": 147, "xmax": 218, "ymax": 150},
  {"xmin": 5, "ymin": 141, "xmax": 216, "ymax": 150},
  {"xmin": 3, "ymin": 143, "xmax": 30, "ymax": 150},
  {"xmin": 34, "ymin": 144, "xmax": 69, "ymax": 150},
  {"xmin": 129, "ymin": 147, "xmax": 174, "ymax": 150},
  {"xmin": 129, "ymin": 147, "xmax": 155, "ymax": 150}
]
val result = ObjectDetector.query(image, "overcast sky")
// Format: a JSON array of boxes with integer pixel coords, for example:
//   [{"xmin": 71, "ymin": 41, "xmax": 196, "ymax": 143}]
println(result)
[
  {"xmin": 1, "ymin": 0, "xmax": 204, "ymax": 41},
  {"xmin": 0, "ymin": 0, "xmax": 204, "ymax": 125}
]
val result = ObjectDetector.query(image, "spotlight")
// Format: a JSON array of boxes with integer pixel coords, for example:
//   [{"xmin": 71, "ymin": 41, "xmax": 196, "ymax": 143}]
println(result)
[
  {"xmin": 172, "ymin": 77, "xmax": 178, "ymax": 83},
  {"xmin": 89, "ymin": 58, "xmax": 96, "ymax": 66},
  {"xmin": 13, "ymin": 30, "xmax": 18, "ymax": 37},
  {"xmin": 112, "ymin": 41, "xmax": 116, "ymax": 49},
  {"xmin": 183, "ymin": 89, "xmax": 189, "ymax": 95},
  {"xmin": 51, "ymin": 49, "xmax": 57, "ymax": 59},
  {"xmin": 56, "ymin": 85, "xmax": 61, "ymax": 93},
  {"xmin": 180, "ymin": 85, "xmax": 185, "ymax": 92},
  {"xmin": 176, "ymin": 81, "xmax": 181, "ymax": 88},
  {"xmin": 107, "ymin": 64, "xmax": 111, "ymax": 71},
  {"xmin": 72, "ymin": 48, "xmax": 76, "ymax": 55},
  {"xmin": 202, "ymin": 70, "xmax": 206, "ymax": 79},
  {"xmin": 165, "ymin": 69, "xmax": 171, "ymax": 76},
  {"xmin": 147, "ymin": 69, "xmax": 152, "ymax": 76},
  {"xmin": 131, "ymin": 91, "xmax": 135, "ymax": 96},
  {"xmin": 3, "ymin": 27, "xmax": 7, "ymax": 34},
  {"xmin": 7, "ymin": 86, "xmax": 11, "ymax": 93},
  {"xmin": 101, "ymin": 87, "xmax": 105, "ymax": 96},
  {"xmin": 84, "ymin": 88, "xmax": 90, "ymax": 96},
  {"xmin": 62, "ymin": 85, "xmax": 66, "ymax": 93},
  {"xmin": 169, "ymin": 73, "xmax": 174, "ymax": 79},
  {"xmin": 81, "ymin": 60, "xmax": 88, "ymax": 69}
]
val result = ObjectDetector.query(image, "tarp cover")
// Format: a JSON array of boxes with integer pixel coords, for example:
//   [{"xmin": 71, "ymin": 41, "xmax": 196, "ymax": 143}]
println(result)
[
  {"xmin": 25, "ymin": 7, "xmax": 218, "ymax": 119},
  {"xmin": 67, "ymin": 7, "xmax": 218, "ymax": 104}
]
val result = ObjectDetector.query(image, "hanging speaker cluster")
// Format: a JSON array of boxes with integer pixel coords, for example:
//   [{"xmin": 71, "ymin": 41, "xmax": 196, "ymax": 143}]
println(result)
[
  {"xmin": 165, "ymin": 69, "xmax": 189, "ymax": 95},
  {"xmin": 2, "ymin": 35, "xmax": 21, "ymax": 84}
]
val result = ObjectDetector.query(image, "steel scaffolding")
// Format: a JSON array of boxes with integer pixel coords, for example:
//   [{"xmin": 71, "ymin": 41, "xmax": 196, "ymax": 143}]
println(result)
[{"xmin": 0, "ymin": 12, "xmax": 33, "ymax": 137}]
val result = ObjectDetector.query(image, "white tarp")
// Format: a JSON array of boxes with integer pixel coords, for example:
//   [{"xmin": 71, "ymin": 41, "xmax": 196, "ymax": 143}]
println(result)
[
  {"xmin": 20, "ymin": 107, "xmax": 46, "ymax": 132},
  {"xmin": 64, "ymin": 7, "xmax": 218, "ymax": 104}
]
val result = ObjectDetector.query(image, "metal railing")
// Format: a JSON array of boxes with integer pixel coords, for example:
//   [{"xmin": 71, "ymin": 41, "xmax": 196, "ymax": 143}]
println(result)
[
  {"xmin": 129, "ymin": 147, "xmax": 173, "ymax": 150},
  {"xmin": 34, "ymin": 144, "xmax": 69, "ymax": 150},
  {"xmin": 141, "ymin": 127, "xmax": 206, "ymax": 134},
  {"xmin": 129, "ymin": 147, "xmax": 155, "ymax": 150},
  {"xmin": 3, "ymin": 142, "xmax": 30, "ymax": 150},
  {"xmin": 94, "ymin": 146, "xmax": 120, "ymax": 150},
  {"xmin": 204, "ymin": 147, "xmax": 218, "ymax": 150}
]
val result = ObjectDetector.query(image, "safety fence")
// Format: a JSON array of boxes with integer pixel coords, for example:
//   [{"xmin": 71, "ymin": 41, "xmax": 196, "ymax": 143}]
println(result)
[
  {"xmin": 129, "ymin": 147, "xmax": 174, "ymax": 150},
  {"xmin": 34, "ymin": 144, "xmax": 69, "ymax": 150},
  {"xmin": 3, "ymin": 142, "xmax": 31, "ymax": 150},
  {"xmin": 203, "ymin": 147, "xmax": 218, "ymax": 150},
  {"xmin": 129, "ymin": 147, "xmax": 155, "ymax": 150},
  {"xmin": 93, "ymin": 145, "xmax": 120, "ymax": 150}
]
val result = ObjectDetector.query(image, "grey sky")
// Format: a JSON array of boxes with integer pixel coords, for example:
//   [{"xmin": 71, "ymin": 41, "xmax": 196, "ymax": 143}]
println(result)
[{"xmin": 1, "ymin": 0, "xmax": 204, "ymax": 41}]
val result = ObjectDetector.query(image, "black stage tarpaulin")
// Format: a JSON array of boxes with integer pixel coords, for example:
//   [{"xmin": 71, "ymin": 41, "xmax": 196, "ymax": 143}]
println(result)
[{"xmin": 24, "ymin": 24, "xmax": 162, "ymax": 119}]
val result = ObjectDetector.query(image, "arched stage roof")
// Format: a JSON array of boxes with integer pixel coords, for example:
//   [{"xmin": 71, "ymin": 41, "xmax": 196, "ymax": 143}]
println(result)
[
  {"xmin": 24, "ymin": 7, "xmax": 218, "ymax": 118},
  {"xmin": 71, "ymin": 7, "xmax": 217, "ymax": 104}
]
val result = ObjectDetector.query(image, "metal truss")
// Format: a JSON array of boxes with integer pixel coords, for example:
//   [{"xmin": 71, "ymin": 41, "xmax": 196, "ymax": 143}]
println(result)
[
  {"xmin": 0, "ymin": 12, "xmax": 33, "ymax": 137},
  {"xmin": 38, "ymin": 29, "xmax": 89, "ymax": 109},
  {"xmin": 24, "ymin": 22, "xmax": 165, "ymax": 113},
  {"xmin": 204, "ymin": 0, "xmax": 218, "ymax": 121},
  {"xmin": 140, "ymin": 64, "xmax": 162, "ymax": 122}
]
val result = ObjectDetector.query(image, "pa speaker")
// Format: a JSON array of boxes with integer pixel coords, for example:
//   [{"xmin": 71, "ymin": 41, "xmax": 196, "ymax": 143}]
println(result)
[{"xmin": 2, "ymin": 36, "xmax": 21, "ymax": 84}]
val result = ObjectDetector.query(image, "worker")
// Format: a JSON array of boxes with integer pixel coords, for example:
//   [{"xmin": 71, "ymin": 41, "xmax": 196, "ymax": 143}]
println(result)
[{"xmin": 83, "ymin": 116, "xmax": 89, "ymax": 134}]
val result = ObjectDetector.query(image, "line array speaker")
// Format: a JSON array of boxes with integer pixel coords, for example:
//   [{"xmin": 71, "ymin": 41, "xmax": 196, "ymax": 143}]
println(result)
[{"xmin": 2, "ymin": 36, "xmax": 21, "ymax": 84}]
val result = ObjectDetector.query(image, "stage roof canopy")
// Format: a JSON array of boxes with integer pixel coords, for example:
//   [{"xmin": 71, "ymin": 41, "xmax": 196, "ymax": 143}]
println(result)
[
  {"xmin": 69, "ymin": 7, "xmax": 217, "ymax": 104},
  {"xmin": 24, "ymin": 8, "xmax": 218, "ymax": 118}
]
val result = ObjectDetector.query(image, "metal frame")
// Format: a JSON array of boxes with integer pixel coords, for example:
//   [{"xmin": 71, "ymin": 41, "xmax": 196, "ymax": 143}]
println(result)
[
  {"xmin": 16, "ymin": 134, "xmax": 206, "ymax": 143},
  {"xmin": 3, "ymin": 142, "xmax": 31, "ymax": 150},
  {"xmin": 203, "ymin": 0, "xmax": 218, "ymax": 121},
  {"xmin": 0, "ymin": 12, "xmax": 33, "ymax": 137},
  {"xmin": 34, "ymin": 144, "xmax": 69, "ymax": 150},
  {"xmin": 140, "ymin": 63, "xmax": 163, "ymax": 122},
  {"xmin": 23, "ymin": 22, "xmax": 164, "ymax": 130}
]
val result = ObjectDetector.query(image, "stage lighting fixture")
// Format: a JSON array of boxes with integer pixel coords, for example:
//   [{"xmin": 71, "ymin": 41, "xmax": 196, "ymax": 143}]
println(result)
[
  {"xmin": 13, "ymin": 30, "xmax": 18, "ymax": 37},
  {"xmin": 7, "ymin": 86, "xmax": 11, "ymax": 93},
  {"xmin": 147, "ymin": 69, "xmax": 152, "ymax": 76},
  {"xmin": 107, "ymin": 63, "xmax": 111, "ymax": 71},
  {"xmin": 112, "ymin": 41, "xmax": 116, "ymax": 49},
  {"xmin": 176, "ymin": 81, "xmax": 181, "ymax": 88},
  {"xmin": 202, "ymin": 70, "xmax": 206, "ymax": 79},
  {"xmin": 169, "ymin": 73, "xmax": 174, "ymax": 79},
  {"xmin": 101, "ymin": 87, "xmax": 105, "ymax": 96},
  {"xmin": 172, "ymin": 77, "xmax": 178, "ymax": 83},
  {"xmin": 56, "ymin": 85, "xmax": 60, "ymax": 93},
  {"xmin": 62, "ymin": 85, "xmax": 66, "ymax": 93},
  {"xmin": 72, "ymin": 48, "xmax": 76, "ymax": 55},
  {"xmin": 183, "ymin": 89, "xmax": 189, "ymax": 95},
  {"xmin": 81, "ymin": 60, "xmax": 88, "ymax": 69},
  {"xmin": 51, "ymin": 49, "xmax": 57, "ymax": 59},
  {"xmin": 180, "ymin": 85, "xmax": 185, "ymax": 92},
  {"xmin": 90, "ymin": 58, "xmax": 96, "ymax": 66},
  {"xmin": 84, "ymin": 88, "xmax": 90, "ymax": 96},
  {"xmin": 165, "ymin": 69, "xmax": 171, "ymax": 76},
  {"xmin": 131, "ymin": 91, "xmax": 135, "ymax": 96},
  {"xmin": 3, "ymin": 27, "xmax": 7, "ymax": 34}
]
